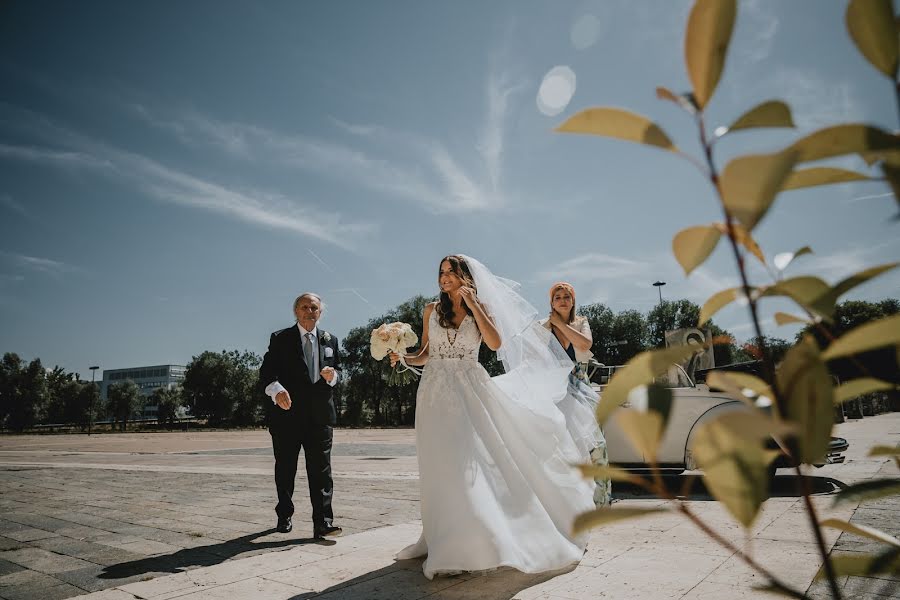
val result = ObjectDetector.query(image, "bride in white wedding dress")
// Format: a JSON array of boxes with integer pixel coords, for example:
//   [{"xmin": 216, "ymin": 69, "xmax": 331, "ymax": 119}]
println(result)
[{"xmin": 392, "ymin": 255, "xmax": 595, "ymax": 579}]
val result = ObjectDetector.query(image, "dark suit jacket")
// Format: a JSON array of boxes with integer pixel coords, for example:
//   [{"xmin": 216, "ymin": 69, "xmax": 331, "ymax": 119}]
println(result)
[{"xmin": 260, "ymin": 324, "xmax": 341, "ymax": 429}]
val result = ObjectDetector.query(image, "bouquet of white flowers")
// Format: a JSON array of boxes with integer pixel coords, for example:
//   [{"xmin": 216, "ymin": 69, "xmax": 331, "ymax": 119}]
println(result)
[{"xmin": 370, "ymin": 321, "xmax": 422, "ymax": 386}]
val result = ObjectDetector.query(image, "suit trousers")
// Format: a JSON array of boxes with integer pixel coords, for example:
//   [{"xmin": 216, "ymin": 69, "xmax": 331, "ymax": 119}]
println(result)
[{"xmin": 270, "ymin": 422, "xmax": 334, "ymax": 528}]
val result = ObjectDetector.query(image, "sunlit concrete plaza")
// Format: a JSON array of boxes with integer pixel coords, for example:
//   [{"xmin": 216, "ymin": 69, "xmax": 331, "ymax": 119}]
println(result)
[{"xmin": 0, "ymin": 415, "xmax": 898, "ymax": 600}]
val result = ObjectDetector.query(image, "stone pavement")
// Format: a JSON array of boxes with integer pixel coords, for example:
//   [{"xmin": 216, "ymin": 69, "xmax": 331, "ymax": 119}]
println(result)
[{"xmin": 0, "ymin": 415, "xmax": 898, "ymax": 600}]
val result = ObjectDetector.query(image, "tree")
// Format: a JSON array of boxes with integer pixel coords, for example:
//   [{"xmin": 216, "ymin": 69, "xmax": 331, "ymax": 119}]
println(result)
[
  {"xmin": 742, "ymin": 335, "xmax": 792, "ymax": 366},
  {"xmin": 0, "ymin": 355, "xmax": 49, "ymax": 431},
  {"xmin": 152, "ymin": 385, "xmax": 182, "ymax": 428},
  {"xmin": 107, "ymin": 380, "xmax": 142, "ymax": 431},
  {"xmin": 0, "ymin": 353, "xmax": 24, "ymax": 430},
  {"xmin": 608, "ymin": 309, "xmax": 649, "ymax": 365},
  {"xmin": 578, "ymin": 303, "xmax": 616, "ymax": 364},
  {"xmin": 646, "ymin": 299, "xmax": 702, "ymax": 349},
  {"xmin": 803, "ymin": 298, "xmax": 900, "ymax": 386},
  {"xmin": 182, "ymin": 350, "xmax": 262, "ymax": 427}
]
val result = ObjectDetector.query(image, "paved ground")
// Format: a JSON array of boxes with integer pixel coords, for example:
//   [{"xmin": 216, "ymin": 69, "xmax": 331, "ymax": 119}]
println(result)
[{"xmin": 0, "ymin": 416, "xmax": 897, "ymax": 600}]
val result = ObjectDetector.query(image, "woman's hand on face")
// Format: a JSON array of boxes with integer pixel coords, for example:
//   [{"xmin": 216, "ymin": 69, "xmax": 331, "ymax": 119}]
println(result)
[{"xmin": 459, "ymin": 286, "xmax": 478, "ymax": 308}]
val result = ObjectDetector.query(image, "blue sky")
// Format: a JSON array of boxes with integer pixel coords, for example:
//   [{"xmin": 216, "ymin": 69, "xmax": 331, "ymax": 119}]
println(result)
[{"xmin": 1, "ymin": 0, "xmax": 898, "ymax": 377}]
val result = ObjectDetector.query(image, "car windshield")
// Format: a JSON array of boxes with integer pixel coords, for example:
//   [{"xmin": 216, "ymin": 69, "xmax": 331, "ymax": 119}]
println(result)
[
  {"xmin": 590, "ymin": 363, "xmax": 694, "ymax": 388},
  {"xmin": 653, "ymin": 365, "xmax": 694, "ymax": 388}
]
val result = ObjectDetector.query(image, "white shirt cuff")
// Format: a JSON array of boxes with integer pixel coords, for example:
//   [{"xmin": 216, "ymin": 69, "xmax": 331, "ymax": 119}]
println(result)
[{"xmin": 265, "ymin": 381, "xmax": 287, "ymax": 403}]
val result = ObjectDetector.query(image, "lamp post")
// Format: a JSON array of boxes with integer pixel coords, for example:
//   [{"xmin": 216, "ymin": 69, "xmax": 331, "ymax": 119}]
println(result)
[
  {"xmin": 88, "ymin": 366, "xmax": 99, "ymax": 436},
  {"xmin": 652, "ymin": 281, "xmax": 666, "ymax": 305}
]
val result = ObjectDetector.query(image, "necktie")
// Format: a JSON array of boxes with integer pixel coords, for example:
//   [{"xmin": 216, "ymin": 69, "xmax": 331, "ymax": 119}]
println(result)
[{"xmin": 303, "ymin": 332, "xmax": 317, "ymax": 382}]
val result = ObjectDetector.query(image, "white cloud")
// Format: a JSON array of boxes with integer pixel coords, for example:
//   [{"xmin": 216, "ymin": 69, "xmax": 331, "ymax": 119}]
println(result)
[
  {"xmin": 537, "ymin": 252, "xmax": 652, "ymax": 282},
  {"xmin": 0, "ymin": 142, "xmax": 111, "ymax": 170},
  {"xmin": 133, "ymin": 63, "xmax": 524, "ymax": 215},
  {"xmin": 0, "ymin": 251, "xmax": 82, "ymax": 277},
  {"xmin": 0, "ymin": 194, "xmax": 28, "ymax": 218},
  {"xmin": 0, "ymin": 106, "xmax": 372, "ymax": 250},
  {"xmin": 768, "ymin": 68, "xmax": 864, "ymax": 129},
  {"xmin": 738, "ymin": 0, "xmax": 779, "ymax": 64},
  {"xmin": 480, "ymin": 69, "xmax": 526, "ymax": 194}
]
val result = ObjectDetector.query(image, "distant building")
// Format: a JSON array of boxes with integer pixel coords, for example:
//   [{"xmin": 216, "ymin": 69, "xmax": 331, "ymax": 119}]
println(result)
[{"xmin": 101, "ymin": 364, "xmax": 186, "ymax": 417}]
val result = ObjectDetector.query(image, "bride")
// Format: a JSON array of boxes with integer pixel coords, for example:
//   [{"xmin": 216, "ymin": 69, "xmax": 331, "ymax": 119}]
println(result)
[{"xmin": 391, "ymin": 255, "xmax": 595, "ymax": 579}]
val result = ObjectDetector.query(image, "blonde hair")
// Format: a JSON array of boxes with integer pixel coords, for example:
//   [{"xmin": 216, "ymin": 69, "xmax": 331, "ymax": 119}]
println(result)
[{"xmin": 549, "ymin": 282, "xmax": 576, "ymax": 323}]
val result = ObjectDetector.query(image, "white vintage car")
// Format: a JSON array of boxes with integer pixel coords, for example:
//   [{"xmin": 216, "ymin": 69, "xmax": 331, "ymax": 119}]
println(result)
[{"xmin": 591, "ymin": 362, "xmax": 848, "ymax": 474}]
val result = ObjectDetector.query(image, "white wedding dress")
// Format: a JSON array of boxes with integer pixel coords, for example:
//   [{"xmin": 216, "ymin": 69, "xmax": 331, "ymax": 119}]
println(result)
[{"xmin": 397, "ymin": 308, "xmax": 595, "ymax": 579}]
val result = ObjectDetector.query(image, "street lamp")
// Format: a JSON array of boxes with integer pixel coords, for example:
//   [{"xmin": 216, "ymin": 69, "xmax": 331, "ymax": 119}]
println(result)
[
  {"xmin": 652, "ymin": 281, "xmax": 666, "ymax": 305},
  {"xmin": 88, "ymin": 366, "xmax": 99, "ymax": 436}
]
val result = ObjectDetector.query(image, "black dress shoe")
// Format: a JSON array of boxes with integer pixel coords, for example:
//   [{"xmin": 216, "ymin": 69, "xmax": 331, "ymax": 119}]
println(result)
[
  {"xmin": 276, "ymin": 517, "xmax": 292, "ymax": 533},
  {"xmin": 314, "ymin": 524, "xmax": 342, "ymax": 539}
]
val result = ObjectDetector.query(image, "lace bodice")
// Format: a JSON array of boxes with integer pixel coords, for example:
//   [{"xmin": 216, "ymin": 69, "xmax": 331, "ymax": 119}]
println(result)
[{"xmin": 428, "ymin": 307, "xmax": 481, "ymax": 361}]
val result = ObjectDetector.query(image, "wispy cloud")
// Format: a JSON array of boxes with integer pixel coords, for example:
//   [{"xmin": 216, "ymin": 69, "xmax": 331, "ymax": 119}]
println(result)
[
  {"xmin": 738, "ymin": 0, "xmax": 779, "ymax": 64},
  {"xmin": 537, "ymin": 252, "xmax": 652, "ymax": 282},
  {"xmin": 0, "ymin": 251, "xmax": 82, "ymax": 277},
  {"xmin": 798, "ymin": 239, "xmax": 900, "ymax": 283},
  {"xmin": 0, "ymin": 105, "xmax": 372, "ymax": 250},
  {"xmin": 135, "ymin": 63, "xmax": 524, "ymax": 214},
  {"xmin": 0, "ymin": 142, "xmax": 111, "ymax": 170},
  {"xmin": 478, "ymin": 69, "xmax": 527, "ymax": 196},
  {"xmin": 0, "ymin": 194, "xmax": 28, "ymax": 218},
  {"xmin": 768, "ymin": 68, "xmax": 864, "ymax": 129},
  {"xmin": 307, "ymin": 249, "xmax": 371, "ymax": 305}
]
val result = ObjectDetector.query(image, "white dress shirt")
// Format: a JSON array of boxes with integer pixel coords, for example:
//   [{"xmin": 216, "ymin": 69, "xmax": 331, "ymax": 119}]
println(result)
[{"xmin": 265, "ymin": 324, "xmax": 337, "ymax": 404}]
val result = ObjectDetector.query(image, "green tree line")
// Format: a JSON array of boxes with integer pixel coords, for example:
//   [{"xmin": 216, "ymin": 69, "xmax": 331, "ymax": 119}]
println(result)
[{"xmin": 3, "ymin": 297, "xmax": 895, "ymax": 431}]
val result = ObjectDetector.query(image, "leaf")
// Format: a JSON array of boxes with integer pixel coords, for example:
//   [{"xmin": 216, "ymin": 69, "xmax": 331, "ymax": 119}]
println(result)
[
  {"xmin": 720, "ymin": 151, "xmax": 799, "ymax": 230},
  {"xmin": 846, "ymin": 0, "xmax": 899, "ymax": 78},
  {"xmin": 574, "ymin": 507, "xmax": 669, "ymax": 533},
  {"xmin": 830, "ymin": 262, "xmax": 900, "ymax": 301},
  {"xmin": 691, "ymin": 412, "xmax": 780, "ymax": 527},
  {"xmin": 774, "ymin": 312, "xmax": 810, "ymax": 326},
  {"xmin": 869, "ymin": 445, "xmax": 900, "ymax": 457},
  {"xmin": 782, "ymin": 167, "xmax": 872, "ymax": 191},
  {"xmin": 647, "ymin": 384, "xmax": 674, "ymax": 433},
  {"xmin": 764, "ymin": 264, "xmax": 897, "ymax": 321},
  {"xmin": 577, "ymin": 464, "xmax": 643, "ymax": 485},
  {"xmin": 673, "ymin": 225, "xmax": 721, "ymax": 275},
  {"xmin": 556, "ymin": 108, "xmax": 678, "ymax": 151},
  {"xmin": 596, "ymin": 345, "xmax": 704, "ymax": 424},
  {"xmin": 778, "ymin": 336, "xmax": 834, "ymax": 464},
  {"xmin": 835, "ymin": 378, "xmax": 895, "ymax": 405},
  {"xmin": 760, "ymin": 276, "xmax": 831, "ymax": 319},
  {"xmin": 882, "ymin": 163, "xmax": 900, "ymax": 212},
  {"xmin": 707, "ymin": 371, "xmax": 774, "ymax": 408},
  {"xmin": 773, "ymin": 246, "xmax": 813, "ymax": 272},
  {"xmin": 616, "ymin": 409, "xmax": 665, "ymax": 460},
  {"xmin": 822, "ymin": 313, "xmax": 900, "ymax": 360},
  {"xmin": 821, "ymin": 518, "xmax": 900, "ymax": 548},
  {"xmin": 834, "ymin": 479, "xmax": 900, "ymax": 506},
  {"xmin": 699, "ymin": 287, "xmax": 742, "ymax": 326},
  {"xmin": 656, "ymin": 86, "xmax": 697, "ymax": 114},
  {"xmin": 864, "ymin": 147, "xmax": 900, "ymax": 167},
  {"xmin": 789, "ymin": 124, "xmax": 899, "ymax": 163},
  {"xmin": 684, "ymin": 0, "xmax": 737, "ymax": 109},
  {"xmin": 713, "ymin": 222, "xmax": 765, "ymax": 264},
  {"xmin": 822, "ymin": 546, "xmax": 900, "ymax": 578},
  {"xmin": 790, "ymin": 262, "xmax": 899, "ymax": 322},
  {"xmin": 725, "ymin": 100, "xmax": 795, "ymax": 133}
]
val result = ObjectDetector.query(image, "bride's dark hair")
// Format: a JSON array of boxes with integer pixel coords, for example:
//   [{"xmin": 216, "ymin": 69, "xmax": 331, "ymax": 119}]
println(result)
[{"xmin": 437, "ymin": 255, "xmax": 477, "ymax": 329}]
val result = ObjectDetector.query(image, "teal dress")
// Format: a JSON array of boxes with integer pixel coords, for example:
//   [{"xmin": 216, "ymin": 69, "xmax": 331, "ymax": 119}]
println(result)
[{"xmin": 560, "ymin": 338, "xmax": 612, "ymax": 507}]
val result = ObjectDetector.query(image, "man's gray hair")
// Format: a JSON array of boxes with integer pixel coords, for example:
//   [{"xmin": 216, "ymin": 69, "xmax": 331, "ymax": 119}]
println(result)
[{"xmin": 293, "ymin": 292, "xmax": 324, "ymax": 313}]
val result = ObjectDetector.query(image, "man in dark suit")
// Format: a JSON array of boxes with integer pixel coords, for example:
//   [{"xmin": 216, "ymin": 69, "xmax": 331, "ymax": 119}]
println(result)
[{"xmin": 260, "ymin": 292, "xmax": 342, "ymax": 538}]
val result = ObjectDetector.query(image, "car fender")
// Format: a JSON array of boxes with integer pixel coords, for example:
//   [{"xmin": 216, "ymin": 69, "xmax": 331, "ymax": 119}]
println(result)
[{"xmin": 682, "ymin": 400, "xmax": 746, "ymax": 471}]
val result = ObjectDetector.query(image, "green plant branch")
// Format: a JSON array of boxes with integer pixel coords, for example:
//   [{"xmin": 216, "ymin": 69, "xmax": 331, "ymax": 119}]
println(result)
[
  {"xmin": 628, "ymin": 466, "xmax": 807, "ymax": 598},
  {"xmin": 695, "ymin": 110, "xmax": 843, "ymax": 599}
]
